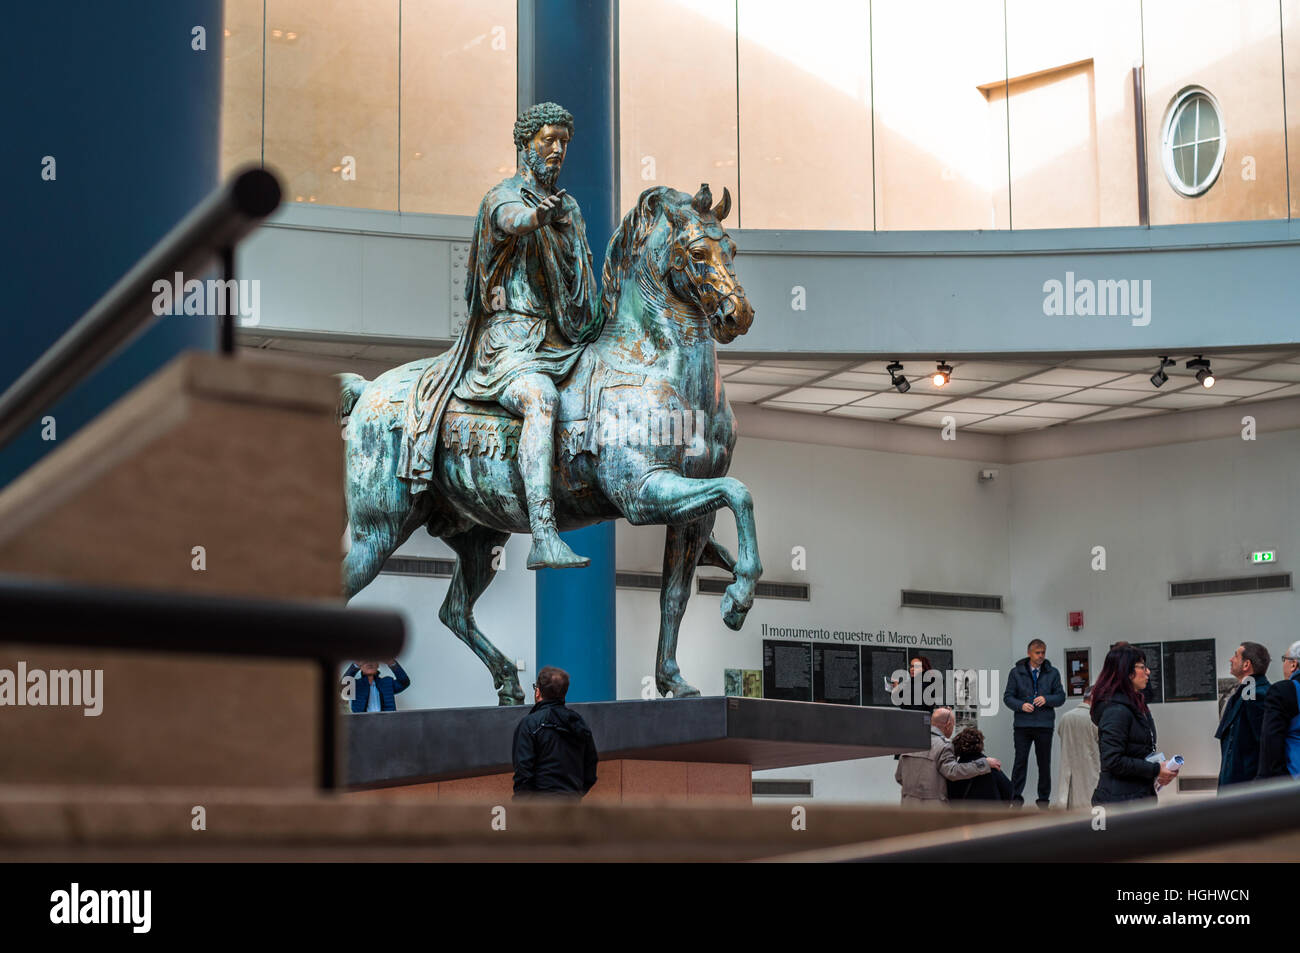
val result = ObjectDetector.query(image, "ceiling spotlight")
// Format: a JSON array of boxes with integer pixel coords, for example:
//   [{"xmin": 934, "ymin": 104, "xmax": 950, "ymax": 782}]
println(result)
[
  {"xmin": 933, "ymin": 362, "xmax": 953, "ymax": 387},
  {"xmin": 886, "ymin": 361, "xmax": 911, "ymax": 394},
  {"xmin": 1186, "ymin": 355, "xmax": 1215, "ymax": 388},
  {"xmin": 1150, "ymin": 356, "xmax": 1175, "ymax": 388}
]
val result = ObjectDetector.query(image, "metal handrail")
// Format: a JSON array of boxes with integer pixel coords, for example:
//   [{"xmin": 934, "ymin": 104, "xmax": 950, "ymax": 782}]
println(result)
[
  {"xmin": 0, "ymin": 166, "xmax": 282, "ymax": 452},
  {"xmin": 765, "ymin": 775, "xmax": 1300, "ymax": 862},
  {"xmin": 0, "ymin": 573, "xmax": 403, "ymax": 790},
  {"xmin": 0, "ymin": 573, "xmax": 402, "ymax": 661}
]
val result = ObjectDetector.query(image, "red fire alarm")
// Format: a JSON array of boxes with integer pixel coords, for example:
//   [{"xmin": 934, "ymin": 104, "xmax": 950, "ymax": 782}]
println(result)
[{"xmin": 1068, "ymin": 611, "xmax": 1083, "ymax": 631}]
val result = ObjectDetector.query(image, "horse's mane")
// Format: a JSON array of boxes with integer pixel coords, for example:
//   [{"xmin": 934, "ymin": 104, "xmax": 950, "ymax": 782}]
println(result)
[{"xmin": 600, "ymin": 186, "xmax": 678, "ymax": 326}]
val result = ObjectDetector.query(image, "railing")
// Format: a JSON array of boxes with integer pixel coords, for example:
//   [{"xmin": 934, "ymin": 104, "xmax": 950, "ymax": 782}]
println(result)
[
  {"xmin": 0, "ymin": 574, "xmax": 403, "ymax": 789},
  {"xmin": 0, "ymin": 166, "xmax": 281, "ymax": 452},
  {"xmin": 791, "ymin": 776, "xmax": 1300, "ymax": 862}
]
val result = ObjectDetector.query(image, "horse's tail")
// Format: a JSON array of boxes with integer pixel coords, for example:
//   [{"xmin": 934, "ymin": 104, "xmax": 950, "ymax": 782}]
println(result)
[{"xmin": 337, "ymin": 373, "xmax": 368, "ymax": 426}]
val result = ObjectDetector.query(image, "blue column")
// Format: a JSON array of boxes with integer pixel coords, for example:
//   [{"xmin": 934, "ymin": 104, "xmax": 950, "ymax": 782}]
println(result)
[
  {"xmin": 527, "ymin": 0, "xmax": 619, "ymax": 702},
  {"xmin": 0, "ymin": 0, "xmax": 221, "ymax": 488}
]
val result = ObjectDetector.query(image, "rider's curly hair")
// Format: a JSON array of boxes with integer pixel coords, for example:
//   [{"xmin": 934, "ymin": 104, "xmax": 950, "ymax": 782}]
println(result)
[{"xmin": 513, "ymin": 102, "xmax": 574, "ymax": 151}]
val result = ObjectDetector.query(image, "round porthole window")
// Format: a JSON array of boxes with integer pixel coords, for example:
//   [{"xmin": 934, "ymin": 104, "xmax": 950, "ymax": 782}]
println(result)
[{"xmin": 1161, "ymin": 86, "xmax": 1225, "ymax": 197}]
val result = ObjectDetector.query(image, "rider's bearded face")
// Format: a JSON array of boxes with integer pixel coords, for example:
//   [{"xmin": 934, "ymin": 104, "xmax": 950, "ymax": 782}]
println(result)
[{"xmin": 523, "ymin": 123, "xmax": 569, "ymax": 189}]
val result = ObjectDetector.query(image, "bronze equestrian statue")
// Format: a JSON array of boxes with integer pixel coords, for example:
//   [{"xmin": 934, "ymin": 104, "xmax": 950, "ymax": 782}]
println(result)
[{"xmin": 340, "ymin": 102, "xmax": 761, "ymax": 704}]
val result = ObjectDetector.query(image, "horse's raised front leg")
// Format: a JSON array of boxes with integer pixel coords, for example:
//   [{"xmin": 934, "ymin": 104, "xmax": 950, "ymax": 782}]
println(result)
[
  {"xmin": 632, "ymin": 470, "xmax": 761, "ymax": 630},
  {"xmin": 656, "ymin": 514, "xmax": 716, "ymax": 698},
  {"xmin": 439, "ymin": 525, "xmax": 524, "ymax": 705}
]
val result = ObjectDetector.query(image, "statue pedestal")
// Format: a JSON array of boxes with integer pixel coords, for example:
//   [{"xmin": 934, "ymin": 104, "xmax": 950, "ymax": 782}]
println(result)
[
  {"xmin": 345, "ymin": 696, "xmax": 931, "ymax": 802},
  {"xmin": 349, "ymin": 759, "xmax": 751, "ymax": 804}
]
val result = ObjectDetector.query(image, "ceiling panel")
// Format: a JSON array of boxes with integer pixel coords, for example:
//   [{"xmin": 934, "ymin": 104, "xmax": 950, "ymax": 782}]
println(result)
[
  {"xmin": 979, "ymin": 382, "xmax": 1085, "ymax": 401},
  {"xmin": 1066, "ymin": 356, "xmax": 1179, "ymax": 372},
  {"xmin": 1235, "ymin": 363, "xmax": 1300, "ymax": 382},
  {"xmin": 1137, "ymin": 391, "xmax": 1239, "ymax": 409},
  {"xmin": 761, "ymin": 400, "xmax": 836, "ymax": 413},
  {"xmin": 828, "ymin": 405, "xmax": 905, "ymax": 420},
  {"xmin": 1189, "ymin": 378, "xmax": 1288, "ymax": 397},
  {"xmin": 777, "ymin": 386, "xmax": 869, "ymax": 405},
  {"xmin": 850, "ymin": 392, "xmax": 950, "ymax": 409},
  {"xmin": 903, "ymin": 377, "xmax": 993, "ymax": 396},
  {"xmin": 722, "ymin": 382, "xmax": 787, "ymax": 403},
  {"xmin": 1096, "ymin": 373, "xmax": 1172, "ymax": 391},
  {"xmin": 900, "ymin": 410, "xmax": 994, "ymax": 428},
  {"xmin": 1008, "ymin": 402, "xmax": 1112, "ymax": 419},
  {"xmin": 1084, "ymin": 406, "xmax": 1171, "ymax": 422},
  {"xmin": 1237, "ymin": 383, "xmax": 1300, "ymax": 402},
  {"xmin": 930, "ymin": 397, "xmax": 1035, "ymax": 414},
  {"xmin": 965, "ymin": 416, "xmax": 1061, "ymax": 432},
  {"xmin": 765, "ymin": 360, "xmax": 851, "ymax": 371},
  {"xmin": 1053, "ymin": 387, "xmax": 1153, "ymax": 405},
  {"xmin": 729, "ymin": 366, "xmax": 824, "ymax": 385},
  {"xmin": 1020, "ymin": 368, "xmax": 1129, "ymax": 387},
  {"xmin": 948, "ymin": 361, "xmax": 1043, "ymax": 381},
  {"xmin": 819, "ymin": 371, "xmax": 895, "ymax": 389}
]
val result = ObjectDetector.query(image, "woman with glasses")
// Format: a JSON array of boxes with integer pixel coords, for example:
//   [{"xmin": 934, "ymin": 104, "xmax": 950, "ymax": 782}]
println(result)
[{"xmin": 1089, "ymin": 645, "xmax": 1177, "ymax": 804}]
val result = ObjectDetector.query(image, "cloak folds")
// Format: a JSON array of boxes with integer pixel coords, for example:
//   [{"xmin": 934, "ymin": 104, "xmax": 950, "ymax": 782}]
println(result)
[{"xmin": 398, "ymin": 175, "xmax": 603, "ymax": 493}]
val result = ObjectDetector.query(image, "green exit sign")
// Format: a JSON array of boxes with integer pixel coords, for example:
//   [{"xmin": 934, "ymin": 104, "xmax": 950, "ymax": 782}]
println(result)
[{"xmin": 1251, "ymin": 550, "xmax": 1277, "ymax": 564}]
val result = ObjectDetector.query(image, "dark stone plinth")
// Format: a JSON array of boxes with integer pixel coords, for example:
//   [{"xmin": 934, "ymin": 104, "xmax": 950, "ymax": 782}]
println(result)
[{"xmin": 344, "ymin": 697, "xmax": 931, "ymax": 789}]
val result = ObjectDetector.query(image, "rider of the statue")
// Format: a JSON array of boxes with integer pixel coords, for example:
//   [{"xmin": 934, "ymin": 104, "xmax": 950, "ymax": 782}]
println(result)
[{"xmin": 398, "ymin": 102, "xmax": 604, "ymax": 569}]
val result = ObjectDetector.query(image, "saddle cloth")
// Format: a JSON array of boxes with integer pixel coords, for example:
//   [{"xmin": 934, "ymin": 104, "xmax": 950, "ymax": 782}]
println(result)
[{"xmin": 389, "ymin": 349, "xmax": 644, "ymax": 462}]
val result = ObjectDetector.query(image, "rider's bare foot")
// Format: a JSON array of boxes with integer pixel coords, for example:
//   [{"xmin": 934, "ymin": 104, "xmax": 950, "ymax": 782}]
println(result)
[{"xmin": 526, "ymin": 530, "xmax": 590, "ymax": 570}]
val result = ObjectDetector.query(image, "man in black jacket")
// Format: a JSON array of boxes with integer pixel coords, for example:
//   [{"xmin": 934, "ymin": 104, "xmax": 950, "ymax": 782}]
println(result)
[
  {"xmin": 1257, "ymin": 640, "xmax": 1300, "ymax": 780},
  {"xmin": 512, "ymin": 665, "xmax": 599, "ymax": 798},
  {"xmin": 1215, "ymin": 641, "xmax": 1270, "ymax": 789},
  {"xmin": 1002, "ymin": 640, "xmax": 1066, "ymax": 808}
]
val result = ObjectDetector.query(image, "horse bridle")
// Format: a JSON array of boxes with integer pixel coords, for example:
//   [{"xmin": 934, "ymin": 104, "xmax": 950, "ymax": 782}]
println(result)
[{"xmin": 667, "ymin": 218, "xmax": 744, "ymax": 341}]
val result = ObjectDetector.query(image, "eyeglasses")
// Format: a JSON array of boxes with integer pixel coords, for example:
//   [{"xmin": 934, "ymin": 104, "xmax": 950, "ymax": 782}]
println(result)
[
  {"xmin": 1284, "ymin": 657, "xmax": 1299, "ymax": 664},
  {"xmin": 1135, "ymin": 664, "xmax": 1150, "ymax": 672}
]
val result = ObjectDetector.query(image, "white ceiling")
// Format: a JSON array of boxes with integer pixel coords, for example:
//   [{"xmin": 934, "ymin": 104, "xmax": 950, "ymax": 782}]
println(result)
[
  {"xmin": 243, "ymin": 337, "xmax": 1300, "ymax": 434},
  {"xmin": 718, "ymin": 351, "xmax": 1300, "ymax": 432}
]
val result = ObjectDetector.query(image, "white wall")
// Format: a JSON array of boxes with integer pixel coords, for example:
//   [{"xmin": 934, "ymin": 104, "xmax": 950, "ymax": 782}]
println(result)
[
  {"xmin": 615, "ymin": 435, "xmax": 1015, "ymax": 803},
  {"xmin": 346, "ymin": 419, "xmax": 1300, "ymax": 806},
  {"xmin": 1008, "ymin": 426, "xmax": 1300, "ymax": 800},
  {"xmin": 347, "ymin": 532, "xmax": 536, "ymax": 710}
]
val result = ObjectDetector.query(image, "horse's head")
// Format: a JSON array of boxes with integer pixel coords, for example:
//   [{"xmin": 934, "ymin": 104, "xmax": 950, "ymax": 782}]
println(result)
[
  {"xmin": 665, "ymin": 184, "xmax": 753, "ymax": 344},
  {"xmin": 602, "ymin": 184, "xmax": 755, "ymax": 345}
]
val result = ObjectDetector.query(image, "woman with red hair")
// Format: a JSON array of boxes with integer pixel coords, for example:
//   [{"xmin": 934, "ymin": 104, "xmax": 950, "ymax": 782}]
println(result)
[{"xmin": 1090, "ymin": 645, "xmax": 1177, "ymax": 804}]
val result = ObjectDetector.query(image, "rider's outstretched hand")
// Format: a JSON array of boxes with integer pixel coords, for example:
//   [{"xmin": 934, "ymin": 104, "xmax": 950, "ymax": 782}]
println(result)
[{"xmin": 533, "ymin": 189, "xmax": 568, "ymax": 228}]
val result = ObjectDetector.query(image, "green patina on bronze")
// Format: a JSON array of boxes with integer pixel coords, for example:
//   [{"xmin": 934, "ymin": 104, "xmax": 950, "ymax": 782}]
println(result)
[{"xmin": 341, "ymin": 103, "xmax": 761, "ymax": 705}]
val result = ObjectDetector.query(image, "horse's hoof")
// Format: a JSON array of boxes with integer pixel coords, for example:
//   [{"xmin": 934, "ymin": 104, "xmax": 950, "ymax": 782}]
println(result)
[
  {"xmin": 526, "ymin": 533, "xmax": 590, "ymax": 570},
  {"xmin": 495, "ymin": 679, "xmax": 526, "ymax": 706},
  {"xmin": 656, "ymin": 676, "xmax": 701, "ymax": 698},
  {"xmin": 720, "ymin": 589, "xmax": 751, "ymax": 631}
]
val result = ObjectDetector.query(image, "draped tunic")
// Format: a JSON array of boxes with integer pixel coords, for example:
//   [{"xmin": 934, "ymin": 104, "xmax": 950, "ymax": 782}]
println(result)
[{"xmin": 398, "ymin": 173, "xmax": 603, "ymax": 492}]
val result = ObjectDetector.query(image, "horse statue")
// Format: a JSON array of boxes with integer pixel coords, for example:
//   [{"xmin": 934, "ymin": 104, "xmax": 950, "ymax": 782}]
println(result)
[{"xmin": 339, "ymin": 183, "xmax": 761, "ymax": 704}]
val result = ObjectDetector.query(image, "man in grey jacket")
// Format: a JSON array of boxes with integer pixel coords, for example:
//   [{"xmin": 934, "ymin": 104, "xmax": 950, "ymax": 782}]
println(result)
[{"xmin": 895, "ymin": 708, "xmax": 1001, "ymax": 806}]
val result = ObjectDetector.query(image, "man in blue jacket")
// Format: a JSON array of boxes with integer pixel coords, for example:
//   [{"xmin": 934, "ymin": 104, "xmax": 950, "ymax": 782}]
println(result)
[
  {"xmin": 1215, "ymin": 641, "xmax": 1270, "ymax": 790},
  {"xmin": 344, "ymin": 659, "xmax": 411, "ymax": 713},
  {"xmin": 1003, "ymin": 640, "xmax": 1066, "ymax": 808}
]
